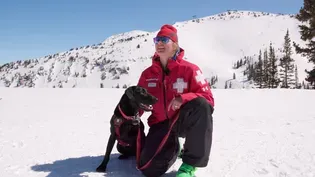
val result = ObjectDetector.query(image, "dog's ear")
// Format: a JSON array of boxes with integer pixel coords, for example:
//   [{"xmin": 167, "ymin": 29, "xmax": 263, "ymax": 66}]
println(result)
[{"xmin": 125, "ymin": 86, "xmax": 136, "ymax": 101}]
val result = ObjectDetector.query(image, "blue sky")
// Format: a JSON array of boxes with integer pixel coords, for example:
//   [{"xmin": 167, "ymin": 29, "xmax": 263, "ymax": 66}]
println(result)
[{"xmin": 0, "ymin": 0, "xmax": 303, "ymax": 65}]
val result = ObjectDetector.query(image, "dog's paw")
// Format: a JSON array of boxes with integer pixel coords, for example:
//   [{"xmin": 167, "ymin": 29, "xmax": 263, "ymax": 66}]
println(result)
[
  {"xmin": 96, "ymin": 164, "xmax": 106, "ymax": 172},
  {"xmin": 118, "ymin": 154, "xmax": 130, "ymax": 160}
]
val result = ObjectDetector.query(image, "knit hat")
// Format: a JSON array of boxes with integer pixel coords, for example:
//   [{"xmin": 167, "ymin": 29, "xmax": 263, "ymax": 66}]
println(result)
[{"xmin": 156, "ymin": 24, "xmax": 178, "ymax": 43}]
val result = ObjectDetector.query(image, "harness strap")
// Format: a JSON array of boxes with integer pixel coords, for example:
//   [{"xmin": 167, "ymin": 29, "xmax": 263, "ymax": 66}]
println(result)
[
  {"xmin": 113, "ymin": 117, "xmax": 131, "ymax": 146},
  {"xmin": 118, "ymin": 104, "xmax": 138, "ymax": 120},
  {"xmin": 114, "ymin": 104, "xmax": 140, "ymax": 147}
]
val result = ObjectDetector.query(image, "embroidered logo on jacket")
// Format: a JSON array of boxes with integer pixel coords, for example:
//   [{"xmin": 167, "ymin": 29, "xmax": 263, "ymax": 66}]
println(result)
[
  {"xmin": 195, "ymin": 70, "xmax": 210, "ymax": 92},
  {"xmin": 146, "ymin": 78, "xmax": 158, "ymax": 81},
  {"xmin": 195, "ymin": 70, "xmax": 206, "ymax": 85},
  {"xmin": 173, "ymin": 78, "xmax": 187, "ymax": 93}
]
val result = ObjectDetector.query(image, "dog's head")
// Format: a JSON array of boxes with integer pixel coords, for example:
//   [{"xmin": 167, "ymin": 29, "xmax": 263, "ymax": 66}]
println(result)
[{"xmin": 124, "ymin": 86, "xmax": 158, "ymax": 112}]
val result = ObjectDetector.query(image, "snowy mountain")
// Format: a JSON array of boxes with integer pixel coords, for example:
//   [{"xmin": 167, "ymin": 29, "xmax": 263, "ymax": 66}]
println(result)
[{"xmin": 0, "ymin": 10, "xmax": 312, "ymax": 88}]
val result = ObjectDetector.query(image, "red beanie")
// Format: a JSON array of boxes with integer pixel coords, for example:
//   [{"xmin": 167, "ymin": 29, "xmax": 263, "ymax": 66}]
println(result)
[{"xmin": 156, "ymin": 24, "xmax": 178, "ymax": 43}]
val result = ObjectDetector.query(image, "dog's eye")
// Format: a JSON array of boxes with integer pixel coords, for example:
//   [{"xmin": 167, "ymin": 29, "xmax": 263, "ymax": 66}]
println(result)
[
  {"xmin": 136, "ymin": 87, "xmax": 147, "ymax": 94},
  {"xmin": 141, "ymin": 89, "xmax": 148, "ymax": 95},
  {"xmin": 135, "ymin": 87, "xmax": 142, "ymax": 93}
]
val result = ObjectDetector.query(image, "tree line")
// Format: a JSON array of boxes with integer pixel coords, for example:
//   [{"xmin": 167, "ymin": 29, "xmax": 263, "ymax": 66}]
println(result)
[
  {"xmin": 239, "ymin": 29, "xmax": 304, "ymax": 88},
  {"xmin": 234, "ymin": 1, "xmax": 315, "ymax": 89}
]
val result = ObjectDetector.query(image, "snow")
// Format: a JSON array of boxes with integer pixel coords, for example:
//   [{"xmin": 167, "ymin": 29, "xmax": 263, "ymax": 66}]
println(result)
[
  {"xmin": 0, "ymin": 10, "xmax": 313, "ymax": 89},
  {"xmin": 0, "ymin": 88, "xmax": 315, "ymax": 177}
]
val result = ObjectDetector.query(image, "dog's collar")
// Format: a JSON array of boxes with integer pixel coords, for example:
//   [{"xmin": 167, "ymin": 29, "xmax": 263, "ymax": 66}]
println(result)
[{"xmin": 118, "ymin": 104, "xmax": 139, "ymax": 121}]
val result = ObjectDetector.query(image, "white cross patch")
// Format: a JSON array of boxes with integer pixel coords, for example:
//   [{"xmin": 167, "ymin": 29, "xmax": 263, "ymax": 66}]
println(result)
[
  {"xmin": 195, "ymin": 70, "xmax": 206, "ymax": 85},
  {"xmin": 173, "ymin": 78, "xmax": 187, "ymax": 93}
]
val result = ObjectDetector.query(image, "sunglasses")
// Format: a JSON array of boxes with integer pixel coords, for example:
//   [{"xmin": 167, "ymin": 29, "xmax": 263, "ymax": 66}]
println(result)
[{"xmin": 153, "ymin": 36, "xmax": 170, "ymax": 44}]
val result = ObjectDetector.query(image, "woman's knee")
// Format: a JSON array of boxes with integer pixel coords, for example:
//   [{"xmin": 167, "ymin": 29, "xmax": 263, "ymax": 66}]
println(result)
[
  {"xmin": 181, "ymin": 97, "xmax": 213, "ymax": 115},
  {"xmin": 196, "ymin": 97, "xmax": 213, "ymax": 111}
]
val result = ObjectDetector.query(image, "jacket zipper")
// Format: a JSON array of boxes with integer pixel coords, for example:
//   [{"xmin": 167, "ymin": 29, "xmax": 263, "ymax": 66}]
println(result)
[{"xmin": 162, "ymin": 72, "xmax": 169, "ymax": 120}]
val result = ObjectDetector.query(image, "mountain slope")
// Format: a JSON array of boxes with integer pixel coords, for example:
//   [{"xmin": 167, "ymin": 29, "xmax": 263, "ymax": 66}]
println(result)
[{"xmin": 0, "ymin": 10, "xmax": 312, "ymax": 88}]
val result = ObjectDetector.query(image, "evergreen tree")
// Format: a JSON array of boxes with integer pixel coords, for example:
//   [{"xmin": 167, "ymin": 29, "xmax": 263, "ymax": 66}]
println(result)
[
  {"xmin": 269, "ymin": 43, "xmax": 280, "ymax": 88},
  {"xmin": 263, "ymin": 49, "xmax": 270, "ymax": 88},
  {"xmin": 306, "ymin": 83, "xmax": 310, "ymax": 89},
  {"xmin": 250, "ymin": 63, "xmax": 256, "ymax": 81},
  {"xmin": 293, "ymin": 0, "xmax": 315, "ymax": 88},
  {"xmin": 279, "ymin": 29, "xmax": 295, "ymax": 88},
  {"xmin": 245, "ymin": 57, "xmax": 255, "ymax": 81},
  {"xmin": 295, "ymin": 65, "xmax": 300, "ymax": 89},
  {"xmin": 209, "ymin": 75, "xmax": 218, "ymax": 87},
  {"xmin": 254, "ymin": 50, "xmax": 264, "ymax": 88}
]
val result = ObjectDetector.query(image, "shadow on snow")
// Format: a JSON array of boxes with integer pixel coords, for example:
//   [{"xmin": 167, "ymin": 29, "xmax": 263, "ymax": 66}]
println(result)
[{"xmin": 31, "ymin": 153, "xmax": 178, "ymax": 177}]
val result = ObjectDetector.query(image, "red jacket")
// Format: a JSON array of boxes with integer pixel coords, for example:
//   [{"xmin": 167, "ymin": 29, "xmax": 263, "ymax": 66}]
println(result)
[{"xmin": 137, "ymin": 48, "xmax": 214, "ymax": 126}]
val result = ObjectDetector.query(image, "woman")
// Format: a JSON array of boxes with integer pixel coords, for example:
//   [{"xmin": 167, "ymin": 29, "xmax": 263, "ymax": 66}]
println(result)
[{"xmin": 136, "ymin": 24, "xmax": 215, "ymax": 177}]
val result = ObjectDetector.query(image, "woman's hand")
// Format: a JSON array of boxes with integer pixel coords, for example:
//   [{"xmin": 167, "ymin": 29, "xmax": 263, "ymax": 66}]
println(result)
[{"xmin": 168, "ymin": 96, "xmax": 182, "ymax": 111}]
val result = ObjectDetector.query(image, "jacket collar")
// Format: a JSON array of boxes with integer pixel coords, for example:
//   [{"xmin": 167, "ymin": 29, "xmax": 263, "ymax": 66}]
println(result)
[{"xmin": 152, "ymin": 48, "xmax": 185, "ymax": 71}]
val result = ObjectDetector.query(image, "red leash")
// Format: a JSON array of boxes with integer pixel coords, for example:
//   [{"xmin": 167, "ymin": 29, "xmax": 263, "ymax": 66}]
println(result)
[{"xmin": 136, "ymin": 112, "xmax": 180, "ymax": 170}]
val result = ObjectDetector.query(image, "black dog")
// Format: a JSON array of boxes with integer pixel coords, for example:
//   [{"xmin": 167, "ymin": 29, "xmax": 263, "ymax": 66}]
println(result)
[{"xmin": 96, "ymin": 86, "xmax": 158, "ymax": 172}]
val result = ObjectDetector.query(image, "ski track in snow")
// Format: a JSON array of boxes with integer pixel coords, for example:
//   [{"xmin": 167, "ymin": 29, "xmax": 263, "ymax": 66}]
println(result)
[{"xmin": 0, "ymin": 88, "xmax": 315, "ymax": 177}]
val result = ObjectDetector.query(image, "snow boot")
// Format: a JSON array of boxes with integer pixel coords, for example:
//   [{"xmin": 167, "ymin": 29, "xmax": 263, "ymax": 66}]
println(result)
[{"xmin": 176, "ymin": 162, "xmax": 196, "ymax": 177}]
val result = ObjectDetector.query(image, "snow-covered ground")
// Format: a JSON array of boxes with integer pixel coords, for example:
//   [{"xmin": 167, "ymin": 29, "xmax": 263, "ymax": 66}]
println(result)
[{"xmin": 0, "ymin": 88, "xmax": 314, "ymax": 177}]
